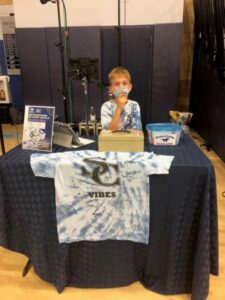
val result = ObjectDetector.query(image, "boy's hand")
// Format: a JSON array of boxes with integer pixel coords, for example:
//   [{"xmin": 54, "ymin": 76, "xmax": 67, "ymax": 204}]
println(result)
[{"xmin": 116, "ymin": 94, "xmax": 128, "ymax": 110}]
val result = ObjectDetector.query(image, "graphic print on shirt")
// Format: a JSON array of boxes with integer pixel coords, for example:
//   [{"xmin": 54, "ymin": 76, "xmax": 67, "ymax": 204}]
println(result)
[
  {"xmin": 81, "ymin": 157, "xmax": 120, "ymax": 186},
  {"xmin": 80, "ymin": 157, "xmax": 121, "ymax": 218},
  {"xmin": 30, "ymin": 150, "xmax": 174, "ymax": 244}
]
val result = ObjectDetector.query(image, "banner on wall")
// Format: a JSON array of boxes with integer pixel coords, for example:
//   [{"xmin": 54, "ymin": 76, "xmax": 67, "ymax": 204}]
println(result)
[
  {"xmin": 1, "ymin": 16, "xmax": 20, "ymax": 75},
  {"xmin": 22, "ymin": 105, "xmax": 55, "ymax": 152}
]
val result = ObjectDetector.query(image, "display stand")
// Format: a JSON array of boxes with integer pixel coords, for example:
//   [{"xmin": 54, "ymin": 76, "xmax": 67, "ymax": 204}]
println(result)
[
  {"xmin": 40, "ymin": 0, "xmax": 69, "ymax": 122},
  {"xmin": 69, "ymin": 58, "xmax": 99, "ymax": 136}
]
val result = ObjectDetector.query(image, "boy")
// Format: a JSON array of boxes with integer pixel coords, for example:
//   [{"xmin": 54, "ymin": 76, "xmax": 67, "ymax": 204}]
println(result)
[{"xmin": 101, "ymin": 67, "xmax": 142, "ymax": 130}]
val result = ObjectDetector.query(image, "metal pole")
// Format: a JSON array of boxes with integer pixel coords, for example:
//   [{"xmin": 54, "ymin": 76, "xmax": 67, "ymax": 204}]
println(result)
[
  {"xmin": 213, "ymin": 0, "xmax": 225, "ymax": 80},
  {"xmin": 118, "ymin": 0, "xmax": 122, "ymax": 66},
  {"xmin": 82, "ymin": 76, "xmax": 90, "ymax": 136},
  {"xmin": 56, "ymin": 0, "xmax": 69, "ymax": 123}
]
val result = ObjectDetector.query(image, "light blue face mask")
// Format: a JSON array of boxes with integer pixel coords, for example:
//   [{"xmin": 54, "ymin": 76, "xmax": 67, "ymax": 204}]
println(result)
[{"xmin": 113, "ymin": 87, "xmax": 130, "ymax": 99}]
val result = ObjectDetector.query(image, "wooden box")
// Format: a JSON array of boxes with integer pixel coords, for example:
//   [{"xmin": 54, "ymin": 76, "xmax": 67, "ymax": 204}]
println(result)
[{"xmin": 98, "ymin": 130, "xmax": 144, "ymax": 152}]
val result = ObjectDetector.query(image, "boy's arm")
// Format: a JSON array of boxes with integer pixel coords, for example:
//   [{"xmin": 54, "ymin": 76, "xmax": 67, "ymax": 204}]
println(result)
[
  {"xmin": 108, "ymin": 107, "xmax": 123, "ymax": 130},
  {"xmin": 101, "ymin": 102, "xmax": 113, "ymax": 129},
  {"xmin": 132, "ymin": 102, "xmax": 142, "ymax": 130},
  {"xmin": 101, "ymin": 95, "xmax": 128, "ymax": 130},
  {"xmin": 108, "ymin": 95, "xmax": 128, "ymax": 130}
]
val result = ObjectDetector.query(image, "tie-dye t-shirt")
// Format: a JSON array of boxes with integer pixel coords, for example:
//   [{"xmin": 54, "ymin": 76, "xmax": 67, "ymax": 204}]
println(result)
[
  {"xmin": 30, "ymin": 150, "xmax": 174, "ymax": 244},
  {"xmin": 101, "ymin": 99, "xmax": 142, "ymax": 130}
]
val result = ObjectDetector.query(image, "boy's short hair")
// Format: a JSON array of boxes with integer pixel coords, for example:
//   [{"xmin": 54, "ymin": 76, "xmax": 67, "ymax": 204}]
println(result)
[{"xmin": 108, "ymin": 67, "xmax": 132, "ymax": 83}]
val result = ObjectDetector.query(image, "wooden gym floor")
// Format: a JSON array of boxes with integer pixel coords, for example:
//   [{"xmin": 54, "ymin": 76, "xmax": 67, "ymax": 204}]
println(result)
[{"xmin": 0, "ymin": 124, "xmax": 225, "ymax": 300}]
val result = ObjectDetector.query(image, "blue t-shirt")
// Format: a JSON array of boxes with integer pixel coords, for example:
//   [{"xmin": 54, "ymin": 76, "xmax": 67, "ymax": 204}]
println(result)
[
  {"xmin": 101, "ymin": 99, "xmax": 142, "ymax": 130},
  {"xmin": 30, "ymin": 150, "xmax": 174, "ymax": 244}
]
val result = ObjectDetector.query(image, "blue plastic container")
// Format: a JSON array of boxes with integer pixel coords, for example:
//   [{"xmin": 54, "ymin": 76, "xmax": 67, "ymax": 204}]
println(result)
[{"xmin": 146, "ymin": 123, "xmax": 182, "ymax": 145}]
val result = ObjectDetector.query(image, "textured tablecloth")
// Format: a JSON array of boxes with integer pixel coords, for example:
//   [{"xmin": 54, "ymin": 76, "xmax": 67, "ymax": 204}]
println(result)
[{"xmin": 0, "ymin": 135, "xmax": 218, "ymax": 300}]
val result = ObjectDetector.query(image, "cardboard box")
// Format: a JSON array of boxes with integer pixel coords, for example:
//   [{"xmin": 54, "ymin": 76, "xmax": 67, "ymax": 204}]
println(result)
[{"xmin": 98, "ymin": 130, "xmax": 144, "ymax": 152}]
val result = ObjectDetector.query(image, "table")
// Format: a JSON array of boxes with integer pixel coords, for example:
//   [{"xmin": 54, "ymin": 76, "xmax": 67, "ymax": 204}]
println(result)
[{"xmin": 0, "ymin": 135, "xmax": 218, "ymax": 300}]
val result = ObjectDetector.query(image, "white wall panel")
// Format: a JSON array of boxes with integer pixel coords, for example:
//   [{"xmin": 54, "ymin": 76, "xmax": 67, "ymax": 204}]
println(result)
[
  {"xmin": 0, "ymin": 5, "xmax": 14, "ymax": 38},
  {"xmin": 14, "ymin": 0, "xmax": 117, "ymax": 28},
  {"xmin": 14, "ymin": 0, "xmax": 184, "ymax": 28},
  {"xmin": 121, "ymin": 0, "xmax": 184, "ymax": 25}
]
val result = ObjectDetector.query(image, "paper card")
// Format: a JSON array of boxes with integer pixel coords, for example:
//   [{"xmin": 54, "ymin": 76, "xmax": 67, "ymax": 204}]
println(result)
[{"xmin": 22, "ymin": 105, "xmax": 55, "ymax": 152}]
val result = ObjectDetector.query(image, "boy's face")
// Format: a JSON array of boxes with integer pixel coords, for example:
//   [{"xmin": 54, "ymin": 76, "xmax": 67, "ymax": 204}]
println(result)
[{"xmin": 109, "ymin": 75, "xmax": 132, "ymax": 94}]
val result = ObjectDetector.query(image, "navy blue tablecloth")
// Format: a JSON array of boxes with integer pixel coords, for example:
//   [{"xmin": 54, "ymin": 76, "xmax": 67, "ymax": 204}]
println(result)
[{"xmin": 0, "ymin": 135, "xmax": 218, "ymax": 300}]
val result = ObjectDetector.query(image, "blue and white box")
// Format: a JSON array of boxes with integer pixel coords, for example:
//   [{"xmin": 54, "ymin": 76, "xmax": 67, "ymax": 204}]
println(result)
[{"xmin": 146, "ymin": 123, "xmax": 182, "ymax": 146}]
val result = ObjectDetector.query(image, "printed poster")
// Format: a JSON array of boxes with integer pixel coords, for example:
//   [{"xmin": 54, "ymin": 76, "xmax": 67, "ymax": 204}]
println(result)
[{"xmin": 22, "ymin": 105, "xmax": 55, "ymax": 152}]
